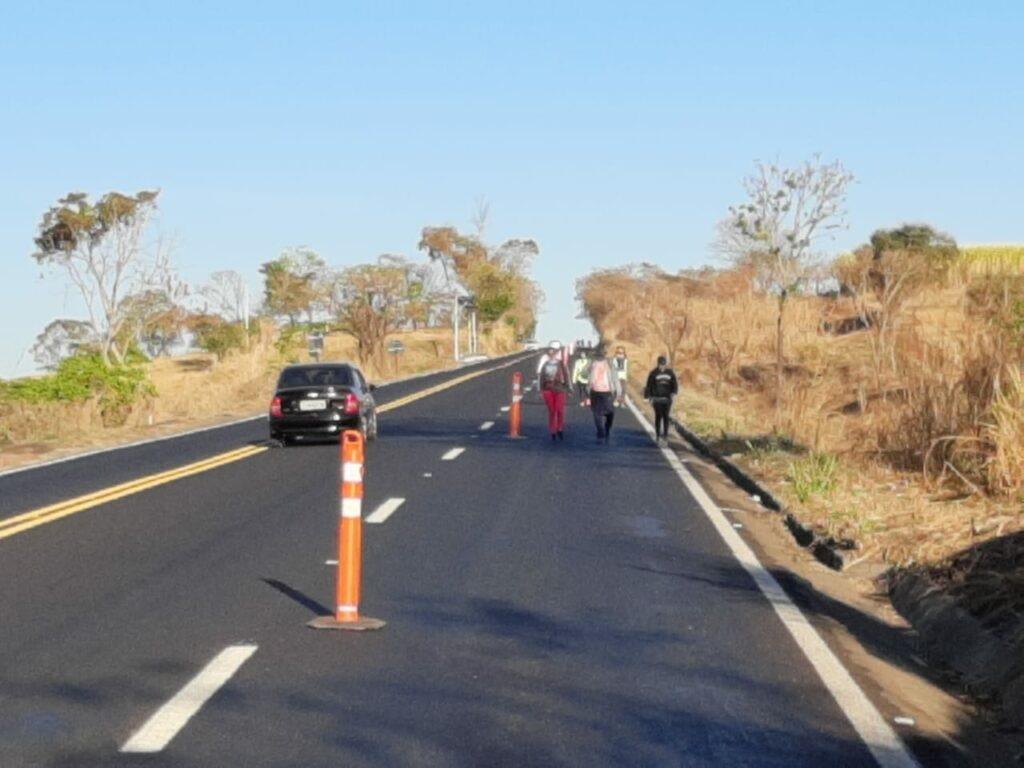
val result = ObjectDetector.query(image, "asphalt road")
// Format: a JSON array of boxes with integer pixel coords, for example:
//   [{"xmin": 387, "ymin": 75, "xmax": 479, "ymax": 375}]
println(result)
[{"xmin": 0, "ymin": 354, "xmax": 915, "ymax": 767}]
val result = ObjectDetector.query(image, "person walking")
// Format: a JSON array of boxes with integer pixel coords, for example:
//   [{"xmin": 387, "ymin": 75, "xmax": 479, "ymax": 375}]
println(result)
[
  {"xmin": 538, "ymin": 341, "xmax": 571, "ymax": 441},
  {"xmin": 586, "ymin": 345, "xmax": 621, "ymax": 443},
  {"xmin": 612, "ymin": 346, "xmax": 629, "ymax": 407},
  {"xmin": 643, "ymin": 355, "xmax": 679, "ymax": 442},
  {"xmin": 571, "ymin": 350, "xmax": 590, "ymax": 405}
]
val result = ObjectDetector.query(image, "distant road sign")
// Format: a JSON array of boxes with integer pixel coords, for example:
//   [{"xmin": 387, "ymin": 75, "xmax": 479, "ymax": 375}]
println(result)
[{"xmin": 387, "ymin": 340, "xmax": 406, "ymax": 354}]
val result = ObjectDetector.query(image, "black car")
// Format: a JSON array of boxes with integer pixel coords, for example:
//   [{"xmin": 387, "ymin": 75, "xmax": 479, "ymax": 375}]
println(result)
[{"xmin": 269, "ymin": 363, "xmax": 378, "ymax": 444}]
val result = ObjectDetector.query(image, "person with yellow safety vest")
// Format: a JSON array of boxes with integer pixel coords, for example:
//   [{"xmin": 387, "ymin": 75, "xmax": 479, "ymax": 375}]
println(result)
[{"xmin": 571, "ymin": 351, "xmax": 590, "ymax": 405}]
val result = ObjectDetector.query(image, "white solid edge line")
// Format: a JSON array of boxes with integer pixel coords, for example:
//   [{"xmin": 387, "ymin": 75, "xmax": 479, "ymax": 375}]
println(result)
[
  {"xmin": 0, "ymin": 351, "xmax": 533, "ymax": 480},
  {"xmin": 479, "ymin": 421, "xmax": 495, "ymax": 431},
  {"xmin": 441, "ymin": 447, "xmax": 465, "ymax": 461},
  {"xmin": 624, "ymin": 398, "xmax": 919, "ymax": 768},
  {"xmin": 366, "ymin": 497, "xmax": 406, "ymax": 524},
  {"xmin": 121, "ymin": 644, "xmax": 258, "ymax": 754}
]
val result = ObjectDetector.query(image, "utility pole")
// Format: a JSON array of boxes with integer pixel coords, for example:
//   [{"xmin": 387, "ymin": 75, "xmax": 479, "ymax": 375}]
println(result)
[
  {"xmin": 242, "ymin": 283, "xmax": 250, "ymax": 332},
  {"xmin": 453, "ymin": 294, "xmax": 461, "ymax": 362}
]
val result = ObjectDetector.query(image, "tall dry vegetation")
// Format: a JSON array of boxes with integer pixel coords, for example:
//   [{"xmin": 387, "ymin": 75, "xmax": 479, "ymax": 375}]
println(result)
[{"xmin": 577, "ymin": 240, "xmax": 1024, "ymax": 502}]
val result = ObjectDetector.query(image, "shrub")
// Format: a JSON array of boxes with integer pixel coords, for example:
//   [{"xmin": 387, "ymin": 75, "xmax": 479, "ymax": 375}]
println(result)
[
  {"xmin": 787, "ymin": 452, "xmax": 839, "ymax": 503},
  {"xmin": 0, "ymin": 352, "xmax": 153, "ymax": 426},
  {"xmin": 190, "ymin": 315, "xmax": 254, "ymax": 360},
  {"xmin": 275, "ymin": 323, "xmax": 322, "ymax": 361}
]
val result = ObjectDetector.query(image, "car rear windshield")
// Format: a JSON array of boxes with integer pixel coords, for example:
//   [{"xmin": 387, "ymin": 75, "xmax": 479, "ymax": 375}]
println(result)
[{"xmin": 277, "ymin": 366, "xmax": 354, "ymax": 389}]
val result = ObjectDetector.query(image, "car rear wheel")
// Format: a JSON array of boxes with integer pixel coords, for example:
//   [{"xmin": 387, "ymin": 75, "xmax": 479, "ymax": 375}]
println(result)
[{"xmin": 362, "ymin": 412, "xmax": 378, "ymax": 442}]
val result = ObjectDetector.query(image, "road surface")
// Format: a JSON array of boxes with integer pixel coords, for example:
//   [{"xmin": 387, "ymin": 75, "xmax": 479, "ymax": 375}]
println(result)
[{"xmin": 0, "ymin": 354, "xmax": 919, "ymax": 767}]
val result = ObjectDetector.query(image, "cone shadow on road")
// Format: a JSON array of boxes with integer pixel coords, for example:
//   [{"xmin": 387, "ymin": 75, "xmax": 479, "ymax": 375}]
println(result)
[{"xmin": 261, "ymin": 577, "xmax": 331, "ymax": 618}]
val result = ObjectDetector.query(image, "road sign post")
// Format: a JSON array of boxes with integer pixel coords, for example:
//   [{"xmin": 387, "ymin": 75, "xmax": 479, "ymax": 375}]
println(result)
[
  {"xmin": 308, "ymin": 430, "xmax": 385, "ymax": 631},
  {"xmin": 387, "ymin": 339, "xmax": 405, "ymax": 375},
  {"xmin": 308, "ymin": 331, "xmax": 325, "ymax": 362}
]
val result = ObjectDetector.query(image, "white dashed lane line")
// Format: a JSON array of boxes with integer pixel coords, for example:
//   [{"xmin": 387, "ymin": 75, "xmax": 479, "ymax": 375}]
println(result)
[
  {"xmin": 366, "ymin": 497, "xmax": 406, "ymax": 524},
  {"xmin": 499, "ymin": 406, "xmax": 510, "ymax": 413},
  {"xmin": 441, "ymin": 448, "xmax": 465, "ymax": 461},
  {"xmin": 121, "ymin": 644, "xmax": 258, "ymax": 754},
  {"xmin": 479, "ymin": 421, "xmax": 495, "ymax": 431}
]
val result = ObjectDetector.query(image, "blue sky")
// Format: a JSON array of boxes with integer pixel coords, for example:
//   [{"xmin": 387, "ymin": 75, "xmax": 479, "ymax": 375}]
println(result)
[{"xmin": 1, "ymin": 1, "xmax": 1022, "ymax": 376}]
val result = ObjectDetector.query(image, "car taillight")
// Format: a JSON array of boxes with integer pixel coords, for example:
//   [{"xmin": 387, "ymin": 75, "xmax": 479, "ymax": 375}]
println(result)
[
  {"xmin": 270, "ymin": 396, "xmax": 283, "ymax": 418},
  {"xmin": 344, "ymin": 393, "xmax": 359, "ymax": 415}
]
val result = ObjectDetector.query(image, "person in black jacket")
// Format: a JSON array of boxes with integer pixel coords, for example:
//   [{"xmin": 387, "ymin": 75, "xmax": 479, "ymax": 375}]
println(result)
[{"xmin": 643, "ymin": 355, "xmax": 678, "ymax": 442}]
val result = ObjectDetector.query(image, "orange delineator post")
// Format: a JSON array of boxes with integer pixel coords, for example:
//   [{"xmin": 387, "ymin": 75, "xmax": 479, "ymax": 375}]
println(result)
[
  {"xmin": 308, "ymin": 429, "xmax": 385, "ymax": 631},
  {"xmin": 509, "ymin": 371, "xmax": 523, "ymax": 438}
]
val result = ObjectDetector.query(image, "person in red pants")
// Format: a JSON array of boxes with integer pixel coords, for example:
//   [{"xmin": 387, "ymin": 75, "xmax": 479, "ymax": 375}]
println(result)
[{"xmin": 538, "ymin": 341, "xmax": 571, "ymax": 441}]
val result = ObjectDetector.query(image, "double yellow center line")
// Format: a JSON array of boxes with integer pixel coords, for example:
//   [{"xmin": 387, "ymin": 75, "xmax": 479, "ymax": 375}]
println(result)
[
  {"xmin": 0, "ymin": 446, "xmax": 267, "ymax": 541},
  {"xmin": 377, "ymin": 365, "xmax": 497, "ymax": 413},
  {"xmin": 0, "ymin": 358, "xmax": 523, "ymax": 543}
]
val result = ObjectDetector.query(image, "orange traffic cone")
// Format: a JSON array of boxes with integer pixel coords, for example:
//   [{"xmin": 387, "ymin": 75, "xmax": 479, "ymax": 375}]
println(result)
[
  {"xmin": 509, "ymin": 372, "xmax": 524, "ymax": 438},
  {"xmin": 308, "ymin": 429, "xmax": 385, "ymax": 631}
]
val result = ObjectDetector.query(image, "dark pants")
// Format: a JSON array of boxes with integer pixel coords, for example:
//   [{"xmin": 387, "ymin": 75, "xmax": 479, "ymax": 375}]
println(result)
[
  {"xmin": 575, "ymin": 382, "xmax": 587, "ymax": 401},
  {"xmin": 652, "ymin": 398, "xmax": 672, "ymax": 437},
  {"xmin": 589, "ymin": 391, "xmax": 615, "ymax": 439}
]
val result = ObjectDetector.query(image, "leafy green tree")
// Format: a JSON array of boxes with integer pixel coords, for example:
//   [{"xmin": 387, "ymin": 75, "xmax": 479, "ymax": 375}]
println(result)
[
  {"xmin": 333, "ymin": 259, "xmax": 409, "ymax": 365},
  {"xmin": 418, "ymin": 225, "xmax": 542, "ymax": 337},
  {"xmin": 119, "ymin": 290, "xmax": 190, "ymax": 358},
  {"xmin": 30, "ymin": 319, "xmax": 95, "ymax": 370},
  {"xmin": 260, "ymin": 247, "xmax": 326, "ymax": 325},
  {"xmin": 189, "ymin": 314, "xmax": 248, "ymax": 360},
  {"xmin": 870, "ymin": 224, "xmax": 957, "ymax": 259}
]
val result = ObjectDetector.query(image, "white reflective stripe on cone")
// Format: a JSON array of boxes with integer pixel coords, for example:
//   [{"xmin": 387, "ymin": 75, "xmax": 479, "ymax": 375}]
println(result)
[
  {"xmin": 342, "ymin": 462, "xmax": 363, "ymax": 483},
  {"xmin": 341, "ymin": 498, "xmax": 362, "ymax": 518}
]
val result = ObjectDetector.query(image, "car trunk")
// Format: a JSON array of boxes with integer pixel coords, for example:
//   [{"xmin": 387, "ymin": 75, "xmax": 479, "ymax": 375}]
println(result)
[{"xmin": 275, "ymin": 386, "xmax": 358, "ymax": 420}]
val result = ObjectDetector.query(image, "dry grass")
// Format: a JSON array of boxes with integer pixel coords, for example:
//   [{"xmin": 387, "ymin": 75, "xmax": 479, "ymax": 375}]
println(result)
[
  {"xmin": 0, "ymin": 324, "xmax": 516, "ymax": 471},
  {"xmin": 579, "ymin": 266, "xmax": 1024, "ymax": 569}
]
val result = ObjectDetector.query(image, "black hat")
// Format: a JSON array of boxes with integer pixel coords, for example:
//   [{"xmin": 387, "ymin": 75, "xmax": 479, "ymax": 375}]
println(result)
[{"xmin": 657, "ymin": 355, "xmax": 667, "ymax": 365}]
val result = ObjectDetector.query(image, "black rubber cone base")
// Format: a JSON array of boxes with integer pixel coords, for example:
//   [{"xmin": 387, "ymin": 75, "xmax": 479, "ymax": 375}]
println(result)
[{"xmin": 307, "ymin": 616, "xmax": 386, "ymax": 631}]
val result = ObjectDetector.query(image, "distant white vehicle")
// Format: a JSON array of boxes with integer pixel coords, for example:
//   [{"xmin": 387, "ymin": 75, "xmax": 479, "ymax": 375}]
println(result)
[
  {"xmin": 523, "ymin": 340, "xmax": 540, "ymax": 351},
  {"xmin": 460, "ymin": 354, "xmax": 490, "ymax": 364}
]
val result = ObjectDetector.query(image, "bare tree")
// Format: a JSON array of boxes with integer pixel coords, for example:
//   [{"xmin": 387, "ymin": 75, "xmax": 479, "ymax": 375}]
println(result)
[
  {"xmin": 471, "ymin": 196, "xmax": 490, "ymax": 240},
  {"xmin": 641, "ymin": 273, "xmax": 693, "ymax": 368},
  {"xmin": 493, "ymin": 238, "xmax": 539, "ymax": 274},
  {"xmin": 201, "ymin": 270, "xmax": 248, "ymax": 323},
  {"xmin": 32, "ymin": 190, "xmax": 175, "ymax": 366},
  {"xmin": 720, "ymin": 157, "xmax": 853, "ymax": 428},
  {"xmin": 705, "ymin": 325, "xmax": 738, "ymax": 397}
]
